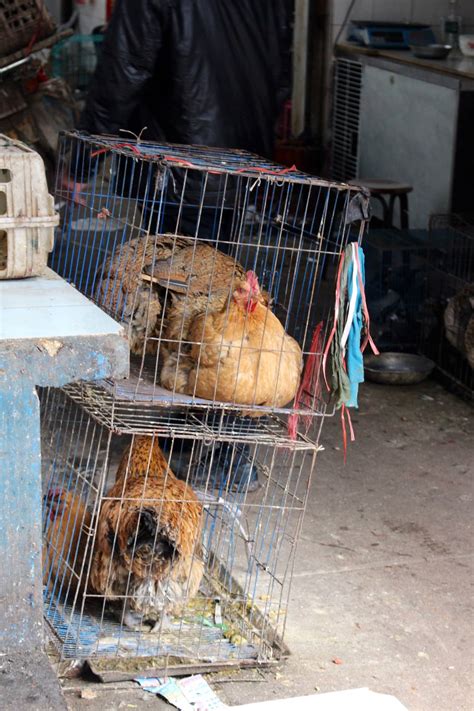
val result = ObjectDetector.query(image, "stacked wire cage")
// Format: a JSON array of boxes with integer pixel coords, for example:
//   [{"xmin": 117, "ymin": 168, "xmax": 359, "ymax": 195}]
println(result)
[
  {"xmin": 42, "ymin": 130, "xmax": 369, "ymax": 673},
  {"xmin": 419, "ymin": 214, "xmax": 474, "ymax": 400}
]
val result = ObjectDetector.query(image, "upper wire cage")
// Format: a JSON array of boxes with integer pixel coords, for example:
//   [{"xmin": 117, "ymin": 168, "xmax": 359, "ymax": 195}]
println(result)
[{"xmin": 52, "ymin": 131, "xmax": 368, "ymax": 423}]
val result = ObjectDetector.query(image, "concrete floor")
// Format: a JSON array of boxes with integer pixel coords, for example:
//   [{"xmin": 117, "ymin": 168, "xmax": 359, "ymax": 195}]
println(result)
[{"xmin": 62, "ymin": 380, "xmax": 473, "ymax": 711}]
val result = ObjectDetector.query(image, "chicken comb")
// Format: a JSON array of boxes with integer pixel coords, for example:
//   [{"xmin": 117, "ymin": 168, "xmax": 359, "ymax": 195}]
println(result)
[
  {"xmin": 245, "ymin": 270, "xmax": 259, "ymax": 291},
  {"xmin": 46, "ymin": 487, "xmax": 63, "ymax": 500}
]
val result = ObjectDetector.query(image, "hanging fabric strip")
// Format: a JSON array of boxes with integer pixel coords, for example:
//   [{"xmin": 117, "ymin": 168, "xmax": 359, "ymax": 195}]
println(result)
[{"xmin": 320, "ymin": 239, "xmax": 379, "ymax": 458}]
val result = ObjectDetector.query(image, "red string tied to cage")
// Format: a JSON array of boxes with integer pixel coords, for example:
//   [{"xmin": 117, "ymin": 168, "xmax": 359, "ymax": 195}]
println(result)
[{"xmin": 288, "ymin": 321, "xmax": 324, "ymax": 440}]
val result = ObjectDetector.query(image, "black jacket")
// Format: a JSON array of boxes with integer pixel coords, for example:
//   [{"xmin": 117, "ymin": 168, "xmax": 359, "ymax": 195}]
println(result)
[{"xmin": 80, "ymin": 0, "xmax": 292, "ymax": 157}]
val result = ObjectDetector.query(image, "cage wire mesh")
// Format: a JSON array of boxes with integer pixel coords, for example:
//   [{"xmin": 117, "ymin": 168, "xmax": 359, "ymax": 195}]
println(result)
[
  {"xmin": 419, "ymin": 215, "xmax": 474, "ymax": 400},
  {"xmin": 51, "ymin": 131, "xmax": 368, "ymax": 423},
  {"xmin": 51, "ymin": 35, "xmax": 104, "ymax": 99},
  {"xmin": 61, "ymin": 381, "xmax": 322, "ymax": 449},
  {"xmin": 40, "ymin": 386, "xmax": 319, "ymax": 670},
  {"xmin": 364, "ymin": 229, "xmax": 430, "ymax": 352}
]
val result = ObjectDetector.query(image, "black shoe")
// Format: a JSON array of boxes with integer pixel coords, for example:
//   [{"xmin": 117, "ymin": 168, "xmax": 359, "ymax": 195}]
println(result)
[{"xmin": 192, "ymin": 442, "xmax": 260, "ymax": 493}]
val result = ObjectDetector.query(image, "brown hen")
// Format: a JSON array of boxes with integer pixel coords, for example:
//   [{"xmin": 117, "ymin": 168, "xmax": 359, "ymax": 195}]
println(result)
[
  {"xmin": 90, "ymin": 435, "xmax": 203, "ymax": 631},
  {"xmin": 96, "ymin": 234, "xmax": 190, "ymax": 355},
  {"xmin": 164, "ymin": 271, "xmax": 303, "ymax": 414},
  {"xmin": 96, "ymin": 233, "xmax": 249, "ymax": 359},
  {"xmin": 43, "ymin": 488, "xmax": 92, "ymax": 598}
]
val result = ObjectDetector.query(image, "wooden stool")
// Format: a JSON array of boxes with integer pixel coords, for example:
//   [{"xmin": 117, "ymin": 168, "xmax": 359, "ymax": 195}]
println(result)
[{"xmin": 348, "ymin": 179, "xmax": 413, "ymax": 229}]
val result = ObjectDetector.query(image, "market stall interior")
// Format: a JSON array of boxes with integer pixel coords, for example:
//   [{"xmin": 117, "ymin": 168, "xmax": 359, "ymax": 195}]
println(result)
[{"xmin": 0, "ymin": 2, "xmax": 472, "ymax": 710}]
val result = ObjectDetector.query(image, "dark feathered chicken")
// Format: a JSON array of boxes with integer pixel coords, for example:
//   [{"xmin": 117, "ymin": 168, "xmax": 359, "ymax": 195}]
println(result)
[
  {"xmin": 90, "ymin": 435, "xmax": 203, "ymax": 631},
  {"xmin": 444, "ymin": 285, "xmax": 474, "ymax": 369},
  {"xmin": 96, "ymin": 234, "xmax": 190, "ymax": 355},
  {"xmin": 96, "ymin": 233, "xmax": 269, "ymax": 370}
]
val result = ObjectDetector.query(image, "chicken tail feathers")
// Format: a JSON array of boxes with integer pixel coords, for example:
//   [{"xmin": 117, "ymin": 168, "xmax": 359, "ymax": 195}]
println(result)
[{"xmin": 127, "ymin": 509, "xmax": 178, "ymax": 561}]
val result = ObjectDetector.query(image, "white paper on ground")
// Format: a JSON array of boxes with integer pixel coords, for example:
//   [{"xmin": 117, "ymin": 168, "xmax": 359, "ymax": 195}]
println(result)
[
  {"xmin": 231, "ymin": 687, "xmax": 409, "ymax": 711},
  {"xmin": 135, "ymin": 676, "xmax": 408, "ymax": 711},
  {"xmin": 135, "ymin": 674, "xmax": 227, "ymax": 710}
]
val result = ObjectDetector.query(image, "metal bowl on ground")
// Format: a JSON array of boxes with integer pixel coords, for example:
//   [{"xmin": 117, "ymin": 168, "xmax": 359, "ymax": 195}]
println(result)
[
  {"xmin": 410, "ymin": 44, "xmax": 452, "ymax": 59},
  {"xmin": 364, "ymin": 353, "xmax": 435, "ymax": 385}
]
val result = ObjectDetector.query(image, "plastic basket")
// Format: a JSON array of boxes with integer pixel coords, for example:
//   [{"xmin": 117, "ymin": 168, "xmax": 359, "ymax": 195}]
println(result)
[
  {"xmin": 0, "ymin": 0, "xmax": 56, "ymax": 58},
  {"xmin": 0, "ymin": 133, "xmax": 58, "ymax": 278}
]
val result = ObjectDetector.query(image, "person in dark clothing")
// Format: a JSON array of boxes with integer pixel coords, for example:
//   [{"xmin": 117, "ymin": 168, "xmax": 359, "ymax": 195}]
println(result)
[
  {"xmin": 76, "ymin": 0, "xmax": 292, "ymax": 242},
  {"xmin": 76, "ymin": 0, "xmax": 293, "ymax": 492},
  {"xmin": 80, "ymin": 0, "xmax": 291, "ymax": 157}
]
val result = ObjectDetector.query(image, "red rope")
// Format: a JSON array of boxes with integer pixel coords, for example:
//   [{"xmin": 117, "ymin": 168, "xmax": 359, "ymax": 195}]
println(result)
[
  {"xmin": 235, "ymin": 164, "xmax": 297, "ymax": 176},
  {"xmin": 288, "ymin": 321, "xmax": 324, "ymax": 440},
  {"xmin": 322, "ymin": 250, "xmax": 345, "ymax": 391},
  {"xmin": 90, "ymin": 142, "xmax": 294, "ymax": 180},
  {"xmin": 341, "ymin": 404, "xmax": 355, "ymax": 463},
  {"xmin": 162, "ymin": 155, "xmax": 196, "ymax": 168},
  {"xmin": 91, "ymin": 142, "xmax": 144, "ymax": 158},
  {"xmin": 90, "ymin": 142, "xmax": 295, "ymax": 177},
  {"xmin": 341, "ymin": 405, "xmax": 347, "ymax": 463}
]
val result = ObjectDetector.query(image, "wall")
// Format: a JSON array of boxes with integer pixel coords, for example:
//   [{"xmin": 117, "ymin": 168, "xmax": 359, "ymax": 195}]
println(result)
[
  {"xmin": 332, "ymin": 0, "xmax": 474, "ymax": 44},
  {"xmin": 322, "ymin": 0, "xmax": 474, "ymax": 161},
  {"xmin": 44, "ymin": 0, "xmax": 108, "ymax": 31},
  {"xmin": 76, "ymin": 0, "xmax": 108, "ymax": 34}
]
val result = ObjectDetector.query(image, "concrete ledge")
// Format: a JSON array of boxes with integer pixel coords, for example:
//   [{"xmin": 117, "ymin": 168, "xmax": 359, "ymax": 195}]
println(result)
[{"xmin": 0, "ymin": 333, "xmax": 129, "ymax": 386}]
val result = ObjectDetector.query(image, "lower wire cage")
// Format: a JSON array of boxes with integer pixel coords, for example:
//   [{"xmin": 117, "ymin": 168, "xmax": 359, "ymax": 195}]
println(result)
[{"xmin": 40, "ymin": 387, "xmax": 320, "ymax": 674}]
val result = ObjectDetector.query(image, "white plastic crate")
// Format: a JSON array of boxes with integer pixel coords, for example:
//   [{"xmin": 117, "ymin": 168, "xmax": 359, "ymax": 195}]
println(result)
[{"xmin": 0, "ymin": 134, "xmax": 58, "ymax": 279}]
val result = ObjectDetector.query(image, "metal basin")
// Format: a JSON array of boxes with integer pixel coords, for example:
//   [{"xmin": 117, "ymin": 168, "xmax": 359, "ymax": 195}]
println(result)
[
  {"xmin": 364, "ymin": 353, "xmax": 435, "ymax": 385},
  {"xmin": 410, "ymin": 44, "xmax": 452, "ymax": 59}
]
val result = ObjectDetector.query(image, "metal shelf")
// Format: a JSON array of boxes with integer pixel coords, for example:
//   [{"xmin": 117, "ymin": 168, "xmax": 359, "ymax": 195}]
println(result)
[{"xmin": 61, "ymin": 382, "xmax": 322, "ymax": 450}]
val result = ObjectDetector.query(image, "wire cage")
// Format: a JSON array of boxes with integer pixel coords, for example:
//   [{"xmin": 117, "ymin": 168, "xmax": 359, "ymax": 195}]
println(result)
[
  {"xmin": 51, "ymin": 131, "xmax": 369, "ymax": 423},
  {"xmin": 40, "ymin": 385, "xmax": 319, "ymax": 672},
  {"xmin": 364, "ymin": 228, "xmax": 430, "ymax": 351},
  {"xmin": 50, "ymin": 34, "xmax": 104, "ymax": 98},
  {"xmin": 418, "ymin": 214, "xmax": 474, "ymax": 400}
]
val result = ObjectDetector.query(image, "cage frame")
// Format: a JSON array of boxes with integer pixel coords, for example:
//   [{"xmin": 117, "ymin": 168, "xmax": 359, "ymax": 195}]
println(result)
[
  {"xmin": 52, "ymin": 131, "xmax": 369, "ymax": 427},
  {"xmin": 41, "ymin": 385, "xmax": 321, "ymax": 674},
  {"xmin": 43, "ymin": 132, "xmax": 368, "ymax": 672},
  {"xmin": 419, "ymin": 213, "xmax": 474, "ymax": 400}
]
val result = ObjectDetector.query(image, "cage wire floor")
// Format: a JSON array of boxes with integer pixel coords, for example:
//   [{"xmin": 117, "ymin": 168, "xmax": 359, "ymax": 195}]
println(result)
[
  {"xmin": 43, "ymin": 494, "xmax": 292, "ymax": 673},
  {"xmin": 98, "ymin": 355, "xmax": 331, "ymax": 421},
  {"xmin": 62, "ymin": 381, "xmax": 325, "ymax": 448},
  {"xmin": 44, "ymin": 566, "xmax": 285, "ymax": 670}
]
